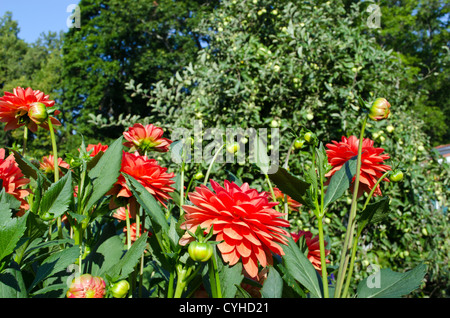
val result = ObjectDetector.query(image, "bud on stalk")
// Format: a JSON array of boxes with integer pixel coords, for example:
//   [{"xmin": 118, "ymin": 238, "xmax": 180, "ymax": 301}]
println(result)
[
  {"xmin": 368, "ymin": 98, "xmax": 391, "ymax": 121},
  {"xmin": 28, "ymin": 102, "xmax": 49, "ymax": 124}
]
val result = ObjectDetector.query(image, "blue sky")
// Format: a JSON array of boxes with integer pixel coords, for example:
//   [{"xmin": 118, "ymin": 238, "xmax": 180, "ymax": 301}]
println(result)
[{"xmin": 0, "ymin": 0, "xmax": 80, "ymax": 43}]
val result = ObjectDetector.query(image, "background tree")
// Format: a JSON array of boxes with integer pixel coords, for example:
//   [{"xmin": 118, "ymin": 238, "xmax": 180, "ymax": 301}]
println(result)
[{"xmin": 61, "ymin": 0, "xmax": 218, "ymax": 146}]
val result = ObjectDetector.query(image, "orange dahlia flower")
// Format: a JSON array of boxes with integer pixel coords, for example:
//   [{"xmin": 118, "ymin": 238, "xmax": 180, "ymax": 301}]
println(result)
[
  {"xmin": 0, "ymin": 148, "xmax": 31, "ymax": 214},
  {"xmin": 325, "ymin": 135, "xmax": 391, "ymax": 197},
  {"xmin": 292, "ymin": 230, "xmax": 330, "ymax": 272},
  {"xmin": 86, "ymin": 143, "xmax": 108, "ymax": 157},
  {"xmin": 123, "ymin": 123, "xmax": 172, "ymax": 153},
  {"xmin": 108, "ymin": 151, "xmax": 175, "ymax": 217},
  {"xmin": 66, "ymin": 274, "xmax": 106, "ymax": 298},
  {"xmin": 180, "ymin": 180, "xmax": 291, "ymax": 278},
  {"xmin": 0, "ymin": 87, "xmax": 60, "ymax": 132},
  {"xmin": 39, "ymin": 155, "xmax": 70, "ymax": 176}
]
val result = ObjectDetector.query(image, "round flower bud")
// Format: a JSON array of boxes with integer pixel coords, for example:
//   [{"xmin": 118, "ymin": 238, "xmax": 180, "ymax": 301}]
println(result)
[
  {"xmin": 28, "ymin": 102, "xmax": 49, "ymax": 124},
  {"xmin": 390, "ymin": 170, "xmax": 404, "ymax": 182},
  {"xmin": 368, "ymin": 98, "xmax": 391, "ymax": 121},
  {"xmin": 226, "ymin": 142, "xmax": 240, "ymax": 154},
  {"xmin": 294, "ymin": 139, "xmax": 304, "ymax": 149},
  {"xmin": 188, "ymin": 241, "xmax": 214, "ymax": 262},
  {"xmin": 194, "ymin": 172, "xmax": 204, "ymax": 180},
  {"xmin": 304, "ymin": 132, "xmax": 315, "ymax": 144},
  {"xmin": 386, "ymin": 125, "xmax": 395, "ymax": 133},
  {"xmin": 110, "ymin": 280, "xmax": 130, "ymax": 298}
]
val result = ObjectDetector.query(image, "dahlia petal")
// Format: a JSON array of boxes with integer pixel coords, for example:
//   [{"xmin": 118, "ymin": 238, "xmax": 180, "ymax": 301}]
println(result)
[{"xmin": 242, "ymin": 254, "xmax": 259, "ymax": 278}]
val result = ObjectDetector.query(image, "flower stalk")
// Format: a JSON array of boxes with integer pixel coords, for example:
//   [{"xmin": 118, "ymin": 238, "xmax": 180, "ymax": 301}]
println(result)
[{"xmin": 334, "ymin": 114, "xmax": 368, "ymax": 298}]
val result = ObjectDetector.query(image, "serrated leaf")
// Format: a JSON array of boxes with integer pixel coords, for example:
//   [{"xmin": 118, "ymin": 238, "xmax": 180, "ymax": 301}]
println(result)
[
  {"xmin": 0, "ymin": 212, "xmax": 29, "ymax": 264},
  {"xmin": 84, "ymin": 136, "xmax": 123, "ymax": 213},
  {"xmin": 123, "ymin": 173, "xmax": 168, "ymax": 233},
  {"xmin": 28, "ymin": 245, "xmax": 80, "ymax": 292},
  {"xmin": 260, "ymin": 266, "xmax": 283, "ymax": 298},
  {"xmin": 39, "ymin": 171, "xmax": 73, "ymax": 218},
  {"xmin": 359, "ymin": 197, "xmax": 390, "ymax": 228},
  {"xmin": 323, "ymin": 156, "xmax": 357, "ymax": 208},
  {"xmin": 357, "ymin": 263, "xmax": 427, "ymax": 298},
  {"xmin": 282, "ymin": 236, "xmax": 323, "ymax": 298}
]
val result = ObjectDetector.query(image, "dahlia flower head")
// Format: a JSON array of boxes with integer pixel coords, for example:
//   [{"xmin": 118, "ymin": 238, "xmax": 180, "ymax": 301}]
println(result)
[
  {"xmin": 86, "ymin": 143, "xmax": 109, "ymax": 157},
  {"xmin": 108, "ymin": 151, "xmax": 175, "ymax": 217},
  {"xmin": 66, "ymin": 274, "xmax": 106, "ymax": 298},
  {"xmin": 0, "ymin": 87, "xmax": 60, "ymax": 132},
  {"xmin": 292, "ymin": 230, "xmax": 330, "ymax": 272},
  {"xmin": 39, "ymin": 155, "xmax": 70, "ymax": 176},
  {"xmin": 325, "ymin": 135, "xmax": 391, "ymax": 197},
  {"xmin": 123, "ymin": 123, "xmax": 172, "ymax": 153},
  {"xmin": 0, "ymin": 148, "xmax": 31, "ymax": 214},
  {"xmin": 180, "ymin": 180, "xmax": 291, "ymax": 279}
]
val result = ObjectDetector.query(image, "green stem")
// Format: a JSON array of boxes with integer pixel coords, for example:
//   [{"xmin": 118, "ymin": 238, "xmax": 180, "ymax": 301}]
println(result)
[
  {"xmin": 167, "ymin": 271, "xmax": 175, "ymax": 298},
  {"xmin": 334, "ymin": 114, "xmax": 368, "ymax": 298},
  {"xmin": 341, "ymin": 170, "xmax": 391, "ymax": 298},
  {"xmin": 209, "ymin": 250, "xmax": 222, "ymax": 298},
  {"xmin": 125, "ymin": 206, "xmax": 132, "ymax": 250},
  {"xmin": 180, "ymin": 160, "xmax": 185, "ymax": 209},
  {"xmin": 48, "ymin": 118, "xmax": 63, "ymax": 240},
  {"xmin": 265, "ymin": 173, "xmax": 280, "ymax": 213},
  {"xmin": 22, "ymin": 126, "xmax": 28, "ymax": 156},
  {"xmin": 203, "ymin": 144, "xmax": 225, "ymax": 186},
  {"xmin": 317, "ymin": 217, "xmax": 329, "ymax": 298}
]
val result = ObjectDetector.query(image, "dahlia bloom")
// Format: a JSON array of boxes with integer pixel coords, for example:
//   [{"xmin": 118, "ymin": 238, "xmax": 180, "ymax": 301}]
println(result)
[
  {"xmin": 108, "ymin": 151, "xmax": 175, "ymax": 217},
  {"xmin": 66, "ymin": 274, "xmax": 106, "ymax": 298},
  {"xmin": 0, "ymin": 148, "xmax": 31, "ymax": 214},
  {"xmin": 180, "ymin": 180, "xmax": 291, "ymax": 279},
  {"xmin": 39, "ymin": 155, "xmax": 70, "ymax": 176},
  {"xmin": 292, "ymin": 230, "xmax": 330, "ymax": 272},
  {"xmin": 325, "ymin": 135, "xmax": 391, "ymax": 197},
  {"xmin": 86, "ymin": 143, "xmax": 109, "ymax": 157},
  {"xmin": 123, "ymin": 123, "xmax": 172, "ymax": 153},
  {"xmin": 267, "ymin": 187, "xmax": 301, "ymax": 212},
  {"xmin": 0, "ymin": 87, "xmax": 60, "ymax": 132}
]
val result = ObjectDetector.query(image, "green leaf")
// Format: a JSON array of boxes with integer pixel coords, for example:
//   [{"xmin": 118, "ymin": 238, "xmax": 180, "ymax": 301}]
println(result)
[
  {"xmin": 84, "ymin": 235, "xmax": 124, "ymax": 277},
  {"xmin": 0, "ymin": 212, "xmax": 28, "ymax": 264},
  {"xmin": 323, "ymin": 156, "xmax": 357, "ymax": 208},
  {"xmin": 282, "ymin": 236, "xmax": 323, "ymax": 298},
  {"xmin": 107, "ymin": 234, "xmax": 148, "ymax": 281},
  {"xmin": 0, "ymin": 266, "xmax": 27, "ymax": 298},
  {"xmin": 268, "ymin": 167, "xmax": 310, "ymax": 206},
  {"xmin": 217, "ymin": 254, "xmax": 244, "ymax": 298},
  {"xmin": 123, "ymin": 173, "xmax": 169, "ymax": 233},
  {"xmin": 28, "ymin": 245, "xmax": 80, "ymax": 292},
  {"xmin": 39, "ymin": 171, "xmax": 73, "ymax": 218},
  {"xmin": 357, "ymin": 263, "xmax": 427, "ymax": 298},
  {"xmin": 9, "ymin": 149, "xmax": 51, "ymax": 188},
  {"xmin": 260, "ymin": 266, "xmax": 283, "ymax": 298},
  {"xmin": 359, "ymin": 197, "xmax": 390, "ymax": 228},
  {"xmin": 84, "ymin": 136, "xmax": 123, "ymax": 213}
]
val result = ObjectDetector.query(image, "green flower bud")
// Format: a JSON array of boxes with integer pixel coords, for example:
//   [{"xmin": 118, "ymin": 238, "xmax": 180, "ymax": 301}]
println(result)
[
  {"xmin": 368, "ymin": 98, "xmax": 391, "ymax": 121},
  {"xmin": 28, "ymin": 102, "xmax": 49, "ymax": 124},
  {"xmin": 188, "ymin": 241, "xmax": 214, "ymax": 262},
  {"xmin": 110, "ymin": 280, "xmax": 130, "ymax": 298},
  {"xmin": 390, "ymin": 170, "xmax": 404, "ymax": 182},
  {"xmin": 294, "ymin": 139, "xmax": 304, "ymax": 149},
  {"xmin": 226, "ymin": 142, "xmax": 240, "ymax": 154},
  {"xmin": 194, "ymin": 172, "xmax": 204, "ymax": 180},
  {"xmin": 304, "ymin": 132, "xmax": 315, "ymax": 144}
]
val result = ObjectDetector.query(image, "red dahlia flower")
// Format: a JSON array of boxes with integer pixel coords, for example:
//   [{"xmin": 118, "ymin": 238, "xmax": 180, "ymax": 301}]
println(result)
[
  {"xmin": 180, "ymin": 180, "xmax": 291, "ymax": 278},
  {"xmin": 123, "ymin": 123, "xmax": 172, "ymax": 153},
  {"xmin": 325, "ymin": 135, "xmax": 391, "ymax": 197},
  {"xmin": 39, "ymin": 155, "xmax": 70, "ymax": 176},
  {"xmin": 86, "ymin": 143, "xmax": 108, "ymax": 157},
  {"xmin": 66, "ymin": 274, "xmax": 106, "ymax": 298},
  {"xmin": 0, "ymin": 87, "xmax": 60, "ymax": 132},
  {"xmin": 292, "ymin": 230, "xmax": 330, "ymax": 272},
  {"xmin": 0, "ymin": 148, "xmax": 31, "ymax": 214},
  {"xmin": 108, "ymin": 151, "xmax": 175, "ymax": 217}
]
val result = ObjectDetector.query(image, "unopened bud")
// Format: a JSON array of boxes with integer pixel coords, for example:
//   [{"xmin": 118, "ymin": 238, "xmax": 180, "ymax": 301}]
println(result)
[
  {"xmin": 110, "ymin": 280, "xmax": 130, "ymax": 298},
  {"xmin": 368, "ymin": 98, "xmax": 391, "ymax": 121},
  {"xmin": 28, "ymin": 102, "xmax": 49, "ymax": 124}
]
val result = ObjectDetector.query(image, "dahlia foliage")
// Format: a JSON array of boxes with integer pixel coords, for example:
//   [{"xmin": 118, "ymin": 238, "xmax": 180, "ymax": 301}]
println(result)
[{"xmin": 0, "ymin": 87, "xmax": 427, "ymax": 300}]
